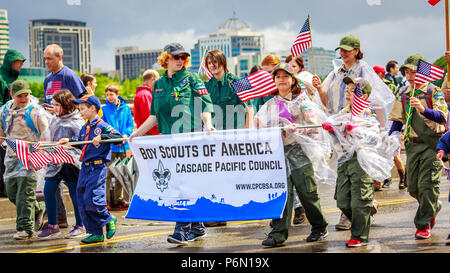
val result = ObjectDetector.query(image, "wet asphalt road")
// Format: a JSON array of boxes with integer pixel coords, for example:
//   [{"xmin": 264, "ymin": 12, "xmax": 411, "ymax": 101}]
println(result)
[{"xmin": 0, "ymin": 176, "xmax": 448, "ymax": 254}]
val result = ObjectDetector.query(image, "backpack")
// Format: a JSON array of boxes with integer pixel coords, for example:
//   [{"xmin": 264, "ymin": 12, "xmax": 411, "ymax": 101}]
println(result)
[{"xmin": 2, "ymin": 104, "xmax": 39, "ymax": 136}]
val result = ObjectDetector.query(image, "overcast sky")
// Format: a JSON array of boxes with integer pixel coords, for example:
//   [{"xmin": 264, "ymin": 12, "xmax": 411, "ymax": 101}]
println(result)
[{"xmin": 2, "ymin": 0, "xmax": 448, "ymax": 72}]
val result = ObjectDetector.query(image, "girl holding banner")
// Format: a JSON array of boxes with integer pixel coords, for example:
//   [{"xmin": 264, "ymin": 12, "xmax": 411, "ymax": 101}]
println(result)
[
  {"xmin": 255, "ymin": 63, "xmax": 330, "ymax": 247},
  {"xmin": 129, "ymin": 43, "xmax": 215, "ymax": 245}
]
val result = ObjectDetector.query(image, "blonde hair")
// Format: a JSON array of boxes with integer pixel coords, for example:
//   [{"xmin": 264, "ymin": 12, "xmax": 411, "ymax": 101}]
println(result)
[
  {"xmin": 105, "ymin": 83, "xmax": 120, "ymax": 94},
  {"xmin": 143, "ymin": 69, "xmax": 160, "ymax": 81},
  {"xmin": 157, "ymin": 51, "xmax": 190, "ymax": 69}
]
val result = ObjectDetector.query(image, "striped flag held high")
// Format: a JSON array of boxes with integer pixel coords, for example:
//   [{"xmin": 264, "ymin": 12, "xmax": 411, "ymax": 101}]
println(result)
[
  {"xmin": 5, "ymin": 139, "xmax": 30, "ymax": 170},
  {"xmin": 45, "ymin": 146, "xmax": 75, "ymax": 164},
  {"xmin": 200, "ymin": 59, "xmax": 213, "ymax": 80},
  {"xmin": 414, "ymin": 59, "xmax": 445, "ymax": 86},
  {"xmin": 291, "ymin": 17, "xmax": 312, "ymax": 57},
  {"xmin": 230, "ymin": 70, "xmax": 278, "ymax": 102},
  {"xmin": 351, "ymin": 83, "xmax": 371, "ymax": 117}
]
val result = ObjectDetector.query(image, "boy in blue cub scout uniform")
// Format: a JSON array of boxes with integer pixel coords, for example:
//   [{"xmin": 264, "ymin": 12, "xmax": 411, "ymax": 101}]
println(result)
[{"xmin": 60, "ymin": 95, "xmax": 122, "ymax": 244}]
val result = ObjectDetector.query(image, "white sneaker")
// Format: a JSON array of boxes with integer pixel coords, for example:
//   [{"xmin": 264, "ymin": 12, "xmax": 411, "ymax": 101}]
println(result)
[{"xmin": 14, "ymin": 230, "xmax": 33, "ymax": 240}]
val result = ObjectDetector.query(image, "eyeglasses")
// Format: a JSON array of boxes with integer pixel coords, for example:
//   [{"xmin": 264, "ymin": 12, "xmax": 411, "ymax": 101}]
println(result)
[{"xmin": 172, "ymin": 54, "xmax": 187, "ymax": 61}]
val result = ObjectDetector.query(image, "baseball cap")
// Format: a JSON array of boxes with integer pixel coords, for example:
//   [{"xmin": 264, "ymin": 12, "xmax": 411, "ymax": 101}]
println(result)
[
  {"xmin": 400, "ymin": 54, "xmax": 427, "ymax": 72},
  {"xmin": 10, "ymin": 80, "xmax": 32, "ymax": 96},
  {"xmin": 271, "ymin": 63, "xmax": 295, "ymax": 76},
  {"xmin": 372, "ymin": 65, "xmax": 386, "ymax": 75},
  {"xmin": 72, "ymin": 95, "xmax": 101, "ymax": 110},
  {"xmin": 335, "ymin": 35, "xmax": 360, "ymax": 51},
  {"xmin": 343, "ymin": 76, "xmax": 372, "ymax": 96},
  {"xmin": 163, "ymin": 43, "xmax": 190, "ymax": 56}
]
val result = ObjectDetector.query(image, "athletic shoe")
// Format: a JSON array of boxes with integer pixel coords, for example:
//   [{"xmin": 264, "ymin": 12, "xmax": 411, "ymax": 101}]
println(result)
[
  {"xmin": 346, "ymin": 239, "xmax": 368, "ymax": 247},
  {"xmin": 204, "ymin": 222, "xmax": 227, "ymax": 227},
  {"xmin": 306, "ymin": 231, "xmax": 328, "ymax": 242},
  {"xmin": 415, "ymin": 228, "xmax": 431, "ymax": 239},
  {"xmin": 293, "ymin": 207, "xmax": 306, "ymax": 225},
  {"xmin": 188, "ymin": 232, "xmax": 207, "ymax": 241},
  {"xmin": 261, "ymin": 236, "xmax": 284, "ymax": 247},
  {"xmin": 382, "ymin": 178, "xmax": 391, "ymax": 188},
  {"xmin": 36, "ymin": 224, "xmax": 61, "ymax": 240},
  {"xmin": 430, "ymin": 201, "xmax": 442, "ymax": 229},
  {"xmin": 106, "ymin": 215, "xmax": 117, "ymax": 239},
  {"xmin": 13, "ymin": 230, "xmax": 33, "ymax": 240},
  {"xmin": 81, "ymin": 234, "xmax": 104, "ymax": 244},
  {"xmin": 335, "ymin": 213, "xmax": 351, "ymax": 230},
  {"xmin": 64, "ymin": 225, "xmax": 87, "ymax": 239},
  {"xmin": 167, "ymin": 233, "xmax": 188, "ymax": 245}
]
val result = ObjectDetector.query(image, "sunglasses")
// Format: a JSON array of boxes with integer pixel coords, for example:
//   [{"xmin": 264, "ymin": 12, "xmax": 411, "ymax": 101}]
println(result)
[{"xmin": 172, "ymin": 54, "xmax": 188, "ymax": 61}]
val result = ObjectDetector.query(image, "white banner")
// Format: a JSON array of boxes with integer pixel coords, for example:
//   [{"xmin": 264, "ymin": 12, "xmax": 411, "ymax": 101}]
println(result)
[{"xmin": 125, "ymin": 128, "xmax": 288, "ymax": 222}]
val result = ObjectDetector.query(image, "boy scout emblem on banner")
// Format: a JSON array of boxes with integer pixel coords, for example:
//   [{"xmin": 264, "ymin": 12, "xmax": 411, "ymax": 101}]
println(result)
[
  {"xmin": 152, "ymin": 160, "xmax": 171, "ymax": 192},
  {"xmin": 126, "ymin": 128, "xmax": 288, "ymax": 222}
]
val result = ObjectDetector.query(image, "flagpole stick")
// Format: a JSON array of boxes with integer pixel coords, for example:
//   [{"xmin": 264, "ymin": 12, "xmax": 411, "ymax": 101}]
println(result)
[
  {"xmin": 308, "ymin": 14, "xmax": 316, "ymax": 75},
  {"xmin": 38, "ymin": 137, "xmax": 130, "ymax": 148},
  {"xmin": 446, "ymin": 0, "xmax": 450, "ymax": 87}
]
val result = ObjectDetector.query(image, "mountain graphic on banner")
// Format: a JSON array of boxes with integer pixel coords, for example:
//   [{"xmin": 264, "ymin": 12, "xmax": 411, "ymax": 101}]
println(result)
[{"xmin": 126, "ymin": 192, "xmax": 287, "ymax": 222}]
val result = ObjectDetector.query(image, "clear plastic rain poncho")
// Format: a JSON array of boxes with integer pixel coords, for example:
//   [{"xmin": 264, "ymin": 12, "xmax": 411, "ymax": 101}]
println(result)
[
  {"xmin": 255, "ymin": 91, "xmax": 337, "ymax": 185},
  {"xmin": 325, "ymin": 111, "xmax": 401, "ymax": 182},
  {"xmin": 1, "ymin": 95, "xmax": 51, "ymax": 181},
  {"xmin": 321, "ymin": 60, "xmax": 396, "ymax": 129}
]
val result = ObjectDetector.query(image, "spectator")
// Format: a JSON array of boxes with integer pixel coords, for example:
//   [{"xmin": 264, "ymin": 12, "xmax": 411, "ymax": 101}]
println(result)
[
  {"xmin": 43, "ymin": 44, "xmax": 87, "ymax": 113},
  {"xmin": 80, "ymin": 73, "xmax": 103, "ymax": 117},
  {"xmin": 0, "ymin": 49, "xmax": 26, "ymax": 198},
  {"xmin": 0, "ymin": 80, "xmax": 49, "ymax": 240},
  {"xmin": 134, "ymin": 70, "xmax": 160, "ymax": 135},
  {"xmin": 102, "ymin": 83, "xmax": 134, "ymax": 210},
  {"xmin": 385, "ymin": 60, "xmax": 404, "ymax": 88}
]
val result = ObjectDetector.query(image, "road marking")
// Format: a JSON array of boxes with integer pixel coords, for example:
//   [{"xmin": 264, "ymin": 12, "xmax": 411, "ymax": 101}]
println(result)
[{"xmin": 15, "ymin": 194, "xmax": 449, "ymax": 253}]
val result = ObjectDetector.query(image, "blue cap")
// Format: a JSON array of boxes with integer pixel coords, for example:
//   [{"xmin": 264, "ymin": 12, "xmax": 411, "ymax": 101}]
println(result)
[{"xmin": 72, "ymin": 95, "xmax": 101, "ymax": 110}]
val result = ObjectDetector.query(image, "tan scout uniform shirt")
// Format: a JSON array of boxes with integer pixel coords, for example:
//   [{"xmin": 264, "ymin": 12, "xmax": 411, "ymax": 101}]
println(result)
[
  {"xmin": 338, "ymin": 104, "xmax": 377, "ymax": 120},
  {"xmin": 388, "ymin": 83, "xmax": 447, "ymax": 138}
]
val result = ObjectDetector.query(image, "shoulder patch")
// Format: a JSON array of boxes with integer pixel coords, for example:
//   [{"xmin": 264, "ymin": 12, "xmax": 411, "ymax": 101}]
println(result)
[{"xmin": 434, "ymin": 92, "xmax": 444, "ymax": 100}]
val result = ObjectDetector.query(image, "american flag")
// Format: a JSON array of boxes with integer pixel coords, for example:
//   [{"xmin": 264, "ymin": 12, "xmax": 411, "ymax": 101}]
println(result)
[
  {"xmin": 45, "ymin": 146, "xmax": 75, "ymax": 164},
  {"xmin": 414, "ymin": 59, "xmax": 445, "ymax": 85},
  {"xmin": 200, "ymin": 59, "xmax": 213, "ymax": 80},
  {"xmin": 5, "ymin": 139, "xmax": 30, "ymax": 170},
  {"xmin": 291, "ymin": 17, "xmax": 312, "ymax": 57},
  {"xmin": 45, "ymin": 81, "xmax": 62, "ymax": 97},
  {"xmin": 351, "ymin": 83, "xmax": 371, "ymax": 117},
  {"xmin": 29, "ymin": 142, "xmax": 51, "ymax": 169},
  {"xmin": 230, "ymin": 70, "xmax": 278, "ymax": 102}
]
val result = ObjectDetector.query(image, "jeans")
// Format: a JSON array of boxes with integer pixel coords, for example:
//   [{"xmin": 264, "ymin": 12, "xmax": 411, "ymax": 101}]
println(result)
[
  {"xmin": 44, "ymin": 178, "xmax": 83, "ymax": 227},
  {"xmin": 174, "ymin": 222, "xmax": 206, "ymax": 239}
]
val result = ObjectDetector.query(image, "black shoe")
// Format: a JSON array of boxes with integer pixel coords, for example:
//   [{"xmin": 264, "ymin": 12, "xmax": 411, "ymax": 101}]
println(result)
[
  {"xmin": 204, "ymin": 222, "xmax": 227, "ymax": 227},
  {"xmin": 398, "ymin": 182, "xmax": 407, "ymax": 190},
  {"xmin": 382, "ymin": 178, "xmax": 391, "ymax": 188},
  {"xmin": 306, "ymin": 231, "xmax": 328, "ymax": 242},
  {"xmin": 262, "ymin": 236, "xmax": 284, "ymax": 247}
]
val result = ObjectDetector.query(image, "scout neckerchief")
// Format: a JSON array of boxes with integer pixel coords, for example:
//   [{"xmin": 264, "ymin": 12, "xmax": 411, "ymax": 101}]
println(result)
[
  {"xmin": 404, "ymin": 88, "xmax": 423, "ymax": 143},
  {"xmin": 80, "ymin": 118, "xmax": 103, "ymax": 160}
]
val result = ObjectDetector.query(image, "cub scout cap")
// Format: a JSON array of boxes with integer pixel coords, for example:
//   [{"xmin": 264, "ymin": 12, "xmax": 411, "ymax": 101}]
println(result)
[
  {"xmin": 343, "ymin": 76, "xmax": 372, "ymax": 96},
  {"xmin": 164, "ymin": 43, "xmax": 190, "ymax": 56},
  {"xmin": 272, "ymin": 63, "xmax": 295, "ymax": 76},
  {"xmin": 335, "ymin": 35, "xmax": 360, "ymax": 51},
  {"xmin": 73, "ymin": 95, "xmax": 101, "ymax": 110},
  {"xmin": 400, "ymin": 54, "xmax": 427, "ymax": 72},
  {"xmin": 11, "ymin": 80, "xmax": 32, "ymax": 96}
]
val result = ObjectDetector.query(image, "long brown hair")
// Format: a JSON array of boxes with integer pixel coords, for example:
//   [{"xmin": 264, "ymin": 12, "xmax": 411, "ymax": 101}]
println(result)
[
  {"xmin": 52, "ymin": 89, "xmax": 77, "ymax": 116},
  {"xmin": 272, "ymin": 70, "xmax": 302, "ymax": 96},
  {"xmin": 205, "ymin": 49, "xmax": 228, "ymax": 73}
]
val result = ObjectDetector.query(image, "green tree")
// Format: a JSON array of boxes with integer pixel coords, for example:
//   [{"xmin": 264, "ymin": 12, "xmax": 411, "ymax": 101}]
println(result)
[{"xmin": 433, "ymin": 55, "xmax": 446, "ymax": 87}]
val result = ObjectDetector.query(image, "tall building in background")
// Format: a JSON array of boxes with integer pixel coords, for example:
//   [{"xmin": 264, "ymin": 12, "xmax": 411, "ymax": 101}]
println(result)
[
  {"xmin": 115, "ymin": 46, "xmax": 162, "ymax": 81},
  {"xmin": 28, "ymin": 19, "xmax": 92, "ymax": 73},
  {"xmin": 0, "ymin": 10, "xmax": 9, "ymax": 65},
  {"xmin": 191, "ymin": 15, "xmax": 264, "ymax": 77}
]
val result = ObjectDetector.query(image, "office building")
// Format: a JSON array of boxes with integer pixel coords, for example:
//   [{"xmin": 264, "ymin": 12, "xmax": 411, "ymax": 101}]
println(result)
[
  {"xmin": 115, "ymin": 46, "xmax": 162, "ymax": 81},
  {"xmin": 0, "ymin": 10, "xmax": 9, "ymax": 65}
]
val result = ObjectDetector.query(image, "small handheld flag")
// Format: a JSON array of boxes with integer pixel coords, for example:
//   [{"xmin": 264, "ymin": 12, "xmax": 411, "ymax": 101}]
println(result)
[
  {"xmin": 291, "ymin": 17, "xmax": 312, "ymax": 57},
  {"xmin": 414, "ymin": 59, "xmax": 445, "ymax": 85},
  {"xmin": 351, "ymin": 84, "xmax": 371, "ymax": 117},
  {"xmin": 230, "ymin": 70, "xmax": 278, "ymax": 102}
]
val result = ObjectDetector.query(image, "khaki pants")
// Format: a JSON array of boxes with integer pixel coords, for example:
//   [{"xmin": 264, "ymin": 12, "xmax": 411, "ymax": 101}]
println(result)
[
  {"xmin": 335, "ymin": 155, "xmax": 373, "ymax": 242},
  {"xmin": 405, "ymin": 142, "xmax": 442, "ymax": 230},
  {"xmin": 5, "ymin": 176, "xmax": 45, "ymax": 233},
  {"xmin": 106, "ymin": 152, "xmax": 129, "ymax": 204},
  {"xmin": 269, "ymin": 163, "xmax": 328, "ymax": 243}
]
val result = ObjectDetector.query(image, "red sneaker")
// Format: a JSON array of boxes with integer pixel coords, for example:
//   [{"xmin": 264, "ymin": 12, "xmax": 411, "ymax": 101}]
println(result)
[
  {"xmin": 415, "ymin": 228, "xmax": 431, "ymax": 239},
  {"xmin": 345, "ymin": 239, "xmax": 367, "ymax": 247}
]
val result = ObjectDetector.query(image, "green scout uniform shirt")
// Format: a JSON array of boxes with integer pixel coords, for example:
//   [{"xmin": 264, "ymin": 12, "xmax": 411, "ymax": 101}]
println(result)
[
  {"xmin": 150, "ymin": 68, "xmax": 214, "ymax": 134},
  {"xmin": 388, "ymin": 82, "xmax": 447, "ymax": 139},
  {"xmin": 205, "ymin": 72, "xmax": 246, "ymax": 130}
]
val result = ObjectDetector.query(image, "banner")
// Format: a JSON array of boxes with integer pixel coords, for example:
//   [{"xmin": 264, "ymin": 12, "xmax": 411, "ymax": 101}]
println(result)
[{"xmin": 126, "ymin": 128, "xmax": 288, "ymax": 222}]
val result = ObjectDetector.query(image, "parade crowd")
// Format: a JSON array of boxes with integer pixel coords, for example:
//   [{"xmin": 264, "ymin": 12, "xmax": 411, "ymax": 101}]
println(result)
[{"xmin": 0, "ymin": 34, "xmax": 449, "ymax": 248}]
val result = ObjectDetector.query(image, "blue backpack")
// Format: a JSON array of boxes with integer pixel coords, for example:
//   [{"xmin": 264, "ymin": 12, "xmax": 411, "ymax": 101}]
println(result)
[{"xmin": 2, "ymin": 104, "xmax": 39, "ymax": 136}]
